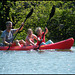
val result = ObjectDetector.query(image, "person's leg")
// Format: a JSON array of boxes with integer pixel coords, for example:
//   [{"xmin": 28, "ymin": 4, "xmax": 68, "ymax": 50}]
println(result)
[
  {"xmin": 19, "ymin": 40, "xmax": 26, "ymax": 46},
  {"xmin": 14, "ymin": 40, "xmax": 21, "ymax": 46},
  {"xmin": 40, "ymin": 42, "xmax": 46, "ymax": 45},
  {"xmin": 0, "ymin": 43, "xmax": 4, "ymax": 46},
  {"xmin": 46, "ymin": 40, "xmax": 53, "ymax": 45},
  {"xmin": 12, "ymin": 42, "xmax": 16, "ymax": 46}
]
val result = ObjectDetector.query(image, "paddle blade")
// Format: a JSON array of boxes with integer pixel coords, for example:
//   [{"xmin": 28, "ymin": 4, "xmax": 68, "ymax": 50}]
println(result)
[
  {"xmin": 49, "ymin": 5, "xmax": 55, "ymax": 20},
  {"xmin": 26, "ymin": 8, "xmax": 33, "ymax": 19}
]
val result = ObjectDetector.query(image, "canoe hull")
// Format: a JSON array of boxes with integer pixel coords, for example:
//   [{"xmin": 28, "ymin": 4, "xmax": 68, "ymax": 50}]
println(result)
[
  {"xmin": 0, "ymin": 38, "xmax": 74, "ymax": 51},
  {"xmin": 40, "ymin": 38, "xmax": 74, "ymax": 50}
]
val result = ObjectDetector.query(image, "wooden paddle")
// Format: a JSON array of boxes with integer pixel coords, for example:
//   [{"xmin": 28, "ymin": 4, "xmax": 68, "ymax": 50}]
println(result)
[
  {"xmin": 7, "ymin": 8, "xmax": 33, "ymax": 50},
  {"xmin": 36, "ymin": 5, "xmax": 55, "ymax": 50}
]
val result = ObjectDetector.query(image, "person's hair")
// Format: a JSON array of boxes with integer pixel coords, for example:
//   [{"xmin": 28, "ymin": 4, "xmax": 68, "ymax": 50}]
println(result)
[
  {"xmin": 35, "ymin": 27, "xmax": 42, "ymax": 33},
  {"xmin": 6, "ymin": 21, "xmax": 12, "ymax": 25},
  {"xmin": 27, "ymin": 28, "xmax": 33, "ymax": 33}
]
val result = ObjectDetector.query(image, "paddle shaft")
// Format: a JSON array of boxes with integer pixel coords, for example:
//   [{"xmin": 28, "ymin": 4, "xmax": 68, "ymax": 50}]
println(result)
[
  {"xmin": 7, "ymin": 18, "xmax": 27, "ymax": 50},
  {"xmin": 12, "ymin": 18, "xmax": 27, "ymax": 42},
  {"xmin": 37, "ymin": 5, "xmax": 55, "ymax": 49},
  {"xmin": 42, "ymin": 5, "xmax": 55, "ymax": 39},
  {"xmin": 7, "ymin": 8, "xmax": 33, "ymax": 50},
  {"xmin": 12, "ymin": 8, "xmax": 33, "ymax": 42}
]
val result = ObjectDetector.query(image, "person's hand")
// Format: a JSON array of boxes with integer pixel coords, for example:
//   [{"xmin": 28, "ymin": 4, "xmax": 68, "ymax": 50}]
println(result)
[
  {"xmin": 38, "ymin": 38, "xmax": 43, "ymax": 41},
  {"xmin": 21, "ymin": 22, "xmax": 24, "ymax": 26},
  {"xmin": 33, "ymin": 43, "xmax": 37, "ymax": 48},
  {"xmin": 32, "ymin": 43, "xmax": 36, "ymax": 46},
  {"xmin": 45, "ymin": 27, "xmax": 48, "ymax": 34},
  {"xmin": 40, "ymin": 39, "xmax": 43, "ymax": 41},
  {"xmin": 8, "ymin": 43, "xmax": 12, "ymax": 46},
  {"xmin": 45, "ymin": 27, "xmax": 48, "ymax": 31}
]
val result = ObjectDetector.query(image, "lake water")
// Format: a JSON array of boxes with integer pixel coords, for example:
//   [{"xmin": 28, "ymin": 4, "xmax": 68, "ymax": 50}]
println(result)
[{"xmin": 0, "ymin": 46, "xmax": 75, "ymax": 74}]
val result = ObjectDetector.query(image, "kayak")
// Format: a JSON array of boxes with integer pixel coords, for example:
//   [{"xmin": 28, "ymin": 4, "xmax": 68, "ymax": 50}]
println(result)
[{"xmin": 0, "ymin": 38, "xmax": 74, "ymax": 51}]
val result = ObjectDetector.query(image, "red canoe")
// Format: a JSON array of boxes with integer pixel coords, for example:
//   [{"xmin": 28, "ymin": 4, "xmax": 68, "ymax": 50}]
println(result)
[{"xmin": 0, "ymin": 38, "xmax": 74, "ymax": 51}]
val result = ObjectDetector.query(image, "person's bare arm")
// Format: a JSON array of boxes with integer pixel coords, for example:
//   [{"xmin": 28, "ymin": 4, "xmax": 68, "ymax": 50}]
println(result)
[
  {"xmin": 15, "ymin": 22, "xmax": 24, "ymax": 33},
  {"xmin": 28, "ymin": 39, "xmax": 35, "ymax": 45},
  {"xmin": 44, "ymin": 27, "xmax": 48, "ymax": 35},
  {"xmin": 33, "ymin": 34, "xmax": 38, "ymax": 41},
  {"xmin": 2, "ymin": 38, "xmax": 12, "ymax": 46}
]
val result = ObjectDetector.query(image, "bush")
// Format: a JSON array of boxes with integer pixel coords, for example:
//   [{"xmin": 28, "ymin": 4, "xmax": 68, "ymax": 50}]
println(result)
[{"xmin": 0, "ymin": 1, "xmax": 75, "ymax": 41}]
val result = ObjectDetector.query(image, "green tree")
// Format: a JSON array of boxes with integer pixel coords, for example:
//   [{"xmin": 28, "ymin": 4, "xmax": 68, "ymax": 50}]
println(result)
[{"xmin": 0, "ymin": 1, "xmax": 75, "ymax": 41}]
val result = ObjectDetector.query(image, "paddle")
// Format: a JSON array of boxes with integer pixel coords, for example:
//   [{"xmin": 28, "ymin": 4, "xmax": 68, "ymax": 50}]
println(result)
[
  {"xmin": 36, "ymin": 5, "xmax": 55, "ymax": 50},
  {"xmin": 7, "ymin": 8, "xmax": 33, "ymax": 50}
]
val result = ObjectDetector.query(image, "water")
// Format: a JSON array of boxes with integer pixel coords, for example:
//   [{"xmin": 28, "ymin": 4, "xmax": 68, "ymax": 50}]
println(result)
[{"xmin": 0, "ymin": 47, "xmax": 75, "ymax": 74}]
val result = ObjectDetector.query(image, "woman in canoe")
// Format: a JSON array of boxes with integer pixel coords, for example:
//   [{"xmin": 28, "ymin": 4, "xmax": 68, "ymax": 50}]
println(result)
[
  {"xmin": 35, "ymin": 27, "xmax": 53, "ymax": 45},
  {"xmin": 25, "ymin": 28, "xmax": 37, "ymax": 46},
  {"xmin": 1, "ymin": 21, "xmax": 26, "ymax": 47}
]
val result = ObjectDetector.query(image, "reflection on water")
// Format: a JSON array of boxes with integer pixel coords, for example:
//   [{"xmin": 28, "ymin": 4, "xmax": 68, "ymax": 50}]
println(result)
[
  {"xmin": 56, "ymin": 49, "xmax": 73, "ymax": 52},
  {"xmin": 0, "ymin": 47, "xmax": 75, "ymax": 74}
]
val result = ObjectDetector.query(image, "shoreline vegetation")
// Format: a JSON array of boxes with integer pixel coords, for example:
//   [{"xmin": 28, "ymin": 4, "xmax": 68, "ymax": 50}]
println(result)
[{"xmin": 0, "ymin": 1, "xmax": 75, "ymax": 45}]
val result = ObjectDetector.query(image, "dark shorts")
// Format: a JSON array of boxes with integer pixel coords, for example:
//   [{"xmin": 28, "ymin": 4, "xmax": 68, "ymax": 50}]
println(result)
[{"xmin": 0, "ymin": 43, "xmax": 4, "ymax": 46}]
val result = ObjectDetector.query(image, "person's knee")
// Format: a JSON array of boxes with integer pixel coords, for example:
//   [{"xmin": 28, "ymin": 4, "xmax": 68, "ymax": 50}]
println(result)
[
  {"xmin": 46, "ymin": 40, "xmax": 53, "ymax": 44},
  {"xmin": 40, "ymin": 42, "xmax": 46, "ymax": 45},
  {"xmin": 15, "ymin": 40, "xmax": 19, "ymax": 43},
  {"xmin": 21, "ymin": 40, "xmax": 24, "ymax": 42},
  {"xmin": 49, "ymin": 40, "xmax": 53, "ymax": 44},
  {"xmin": 15, "ymin": 40, "xmax": 21, "ymax": 46},
  {"xmin": 20, "ymin": 40, "xmax": 26, "ymax": 46}
]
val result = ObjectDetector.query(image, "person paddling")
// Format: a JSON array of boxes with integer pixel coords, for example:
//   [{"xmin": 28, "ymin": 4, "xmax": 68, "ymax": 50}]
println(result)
[
  {"xmin": 25, "ymin": 28, "xmax": 37, "ymax": 46},
  {"xmin": 1, "ymin": 21, "xmax": 26, "ymax": 47},
  {"xmin": 35, "ymin": 27, "xmax": 53, "ymax": 46}
]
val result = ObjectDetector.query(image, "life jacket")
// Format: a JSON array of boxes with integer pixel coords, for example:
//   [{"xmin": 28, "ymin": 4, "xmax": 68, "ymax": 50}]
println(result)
[{"xmin": 37, "ymin": 32, "xmax": 45, "ymax": 45}]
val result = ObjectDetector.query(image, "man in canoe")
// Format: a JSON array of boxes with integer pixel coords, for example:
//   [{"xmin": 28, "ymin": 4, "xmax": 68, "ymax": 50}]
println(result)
[
  {"xmin": 1, "ymin": 21, "xmax": 26, "ymax": 46},
  {"xmin": 35, "ymin": 27, "xmax": 53, "ymax": 45}
]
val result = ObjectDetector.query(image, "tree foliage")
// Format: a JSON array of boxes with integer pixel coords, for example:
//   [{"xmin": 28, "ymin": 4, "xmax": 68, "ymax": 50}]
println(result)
[{"xmin": 0, "ymin": 1, "xmax": 75, "ymax": 41}]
